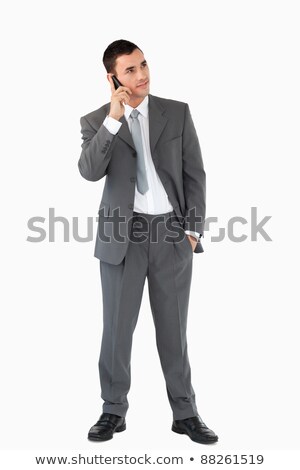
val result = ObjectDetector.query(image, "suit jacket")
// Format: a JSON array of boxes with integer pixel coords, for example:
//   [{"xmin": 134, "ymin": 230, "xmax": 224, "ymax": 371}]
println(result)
[{"xmin": 78, "ymin": 93, "xmax": 206, "ymax": 265}]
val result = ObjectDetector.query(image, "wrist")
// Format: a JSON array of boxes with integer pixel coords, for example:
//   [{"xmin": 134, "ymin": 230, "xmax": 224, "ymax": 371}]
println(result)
[{"xmin": 108, "ymin": 113, "xmax": 121, "ymax": 121}]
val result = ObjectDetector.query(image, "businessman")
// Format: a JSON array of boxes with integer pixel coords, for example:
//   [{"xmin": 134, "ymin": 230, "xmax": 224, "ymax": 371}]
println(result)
[{"xmin": 78, "ymin": 39, "xmax": 218, "ymax": 445}]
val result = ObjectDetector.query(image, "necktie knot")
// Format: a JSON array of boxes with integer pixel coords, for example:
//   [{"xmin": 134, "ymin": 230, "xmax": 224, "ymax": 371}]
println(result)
[{"xmin": 130, "ymin": 109, "xmax": 139, "ymax": 119}]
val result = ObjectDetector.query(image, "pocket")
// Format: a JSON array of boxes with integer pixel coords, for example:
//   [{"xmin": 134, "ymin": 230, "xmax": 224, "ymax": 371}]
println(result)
[
  {"xmin": 158, "ymin": 135, "xmax": 182, "ymax": 156},
  {"xmin": 160, "ymin": 135, "xmax": 182, "ymax": 146}
]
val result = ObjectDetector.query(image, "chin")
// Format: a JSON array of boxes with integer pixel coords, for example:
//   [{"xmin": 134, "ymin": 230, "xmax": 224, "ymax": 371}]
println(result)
[{"xmin": 138, "ymin": 87, "xmax": 150, "ymax": 97}]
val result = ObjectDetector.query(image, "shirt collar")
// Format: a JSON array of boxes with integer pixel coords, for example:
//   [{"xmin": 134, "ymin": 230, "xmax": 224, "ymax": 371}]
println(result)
[{"xmin": 124, "ymin": 94, "xmax": 149, "ymax": 120}]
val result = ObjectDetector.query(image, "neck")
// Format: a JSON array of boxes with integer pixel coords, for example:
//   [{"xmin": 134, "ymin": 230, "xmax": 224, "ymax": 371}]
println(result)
[{"xmin": 129, "ymin": 94, "xmax": 147, "ymax": 109}]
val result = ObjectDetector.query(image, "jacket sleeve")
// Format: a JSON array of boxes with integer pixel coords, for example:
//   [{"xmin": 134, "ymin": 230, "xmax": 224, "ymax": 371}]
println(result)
[
  {"xmin": 78, "ymin": 115, "xmax": 116, "ymax": 181},
  {"xmin": 182, "ymin": 103, "xmax": 206, "ymax": 237}
]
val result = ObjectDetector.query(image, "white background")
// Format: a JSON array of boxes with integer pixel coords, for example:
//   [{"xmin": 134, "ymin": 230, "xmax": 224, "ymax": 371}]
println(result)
[{"xmin": 1, "ymin": 0, "xmax": 299, "ymax": 467}]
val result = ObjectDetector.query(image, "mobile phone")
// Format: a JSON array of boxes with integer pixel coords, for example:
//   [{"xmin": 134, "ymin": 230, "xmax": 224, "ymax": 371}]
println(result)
[{"xmin": 112, "ymin": 75, "xmax": 123, "ymax": 90}]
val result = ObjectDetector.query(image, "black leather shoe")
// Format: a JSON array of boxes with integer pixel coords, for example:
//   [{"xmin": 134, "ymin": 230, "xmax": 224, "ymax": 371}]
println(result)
[
  {"xmin": 88, "ymin": 413, "xmax": 126, "ymax": 441},
  {"xmin": 172, "ymin": 415, "xmax": 218, "ymax": 444}
]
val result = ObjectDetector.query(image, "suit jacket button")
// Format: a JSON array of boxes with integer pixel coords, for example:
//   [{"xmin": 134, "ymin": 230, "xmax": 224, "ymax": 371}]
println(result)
[
  {"xmin": 130, "ymin": 177, "xmax": 136, "ymax": 183},
  {"xmin": 128, "ymin": 203, "xmax": 134, "ymax": 209},
  {"xmin": 132, "ymin": 151, "xmax": 137, "ymax": 158}
]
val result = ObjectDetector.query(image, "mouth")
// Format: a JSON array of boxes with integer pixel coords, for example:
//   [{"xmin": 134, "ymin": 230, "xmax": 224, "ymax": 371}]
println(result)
[{"xmin": 137, "ymin": 80, "xmax": 149, "ymax": 88}]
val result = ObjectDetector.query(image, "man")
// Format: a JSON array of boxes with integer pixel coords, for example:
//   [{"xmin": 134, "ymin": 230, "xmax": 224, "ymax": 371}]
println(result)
[{"xmin": 78, "ymin": 39, "xmax": 218, "ymax": 445}]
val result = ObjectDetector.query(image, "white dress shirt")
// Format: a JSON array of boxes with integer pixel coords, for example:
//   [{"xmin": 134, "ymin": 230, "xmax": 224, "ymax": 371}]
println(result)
[{"xmin": 103, "ymin": 95, "xmax": 200, "ymax": 241}]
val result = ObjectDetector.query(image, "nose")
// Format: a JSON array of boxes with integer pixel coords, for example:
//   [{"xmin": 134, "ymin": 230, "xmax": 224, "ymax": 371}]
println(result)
[{"xmin": 137, "ymin": 68, "xmax": 147, "ymax": 81}]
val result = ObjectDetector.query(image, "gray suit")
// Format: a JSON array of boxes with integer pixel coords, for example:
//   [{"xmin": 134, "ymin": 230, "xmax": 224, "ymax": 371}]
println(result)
[
  {"xmin": 78, "ymin": 94, "xmax": 206, "ymax": 420},
  {"xmin": 78, "ymin": 94, "xmax": 206, "ymax": 265}
]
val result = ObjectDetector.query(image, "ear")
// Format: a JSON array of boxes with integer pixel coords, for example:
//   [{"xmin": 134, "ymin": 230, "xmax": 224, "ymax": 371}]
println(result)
[{"xmin": 107, "ymin": 74, "xmax": 115, "ymax": 93}]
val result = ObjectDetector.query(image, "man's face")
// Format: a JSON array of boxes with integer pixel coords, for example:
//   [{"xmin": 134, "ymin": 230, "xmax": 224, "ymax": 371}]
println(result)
[{"xmin": 112, "ymin": 48, "xmax": 150, "ymax": 101}]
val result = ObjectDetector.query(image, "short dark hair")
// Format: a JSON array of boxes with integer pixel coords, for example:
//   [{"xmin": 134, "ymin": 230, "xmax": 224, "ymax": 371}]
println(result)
[{"xmin": 102, "ymin": 39, "xmax": 143, "ymax": 74}]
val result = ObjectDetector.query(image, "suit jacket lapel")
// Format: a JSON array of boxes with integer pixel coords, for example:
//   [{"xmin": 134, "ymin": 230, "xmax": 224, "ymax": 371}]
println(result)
[
  {"xmin": 118, "ymin": 115, "xmax": 135, "ymax": 150},
  {"xmin": 148, "ymin": 94, "xmax": 168, "ymax": 158}
]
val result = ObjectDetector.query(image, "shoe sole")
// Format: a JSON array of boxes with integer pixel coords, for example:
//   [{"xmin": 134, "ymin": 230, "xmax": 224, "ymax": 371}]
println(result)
[
  {"xmin": 172, "ymin": 425, "xmax": 218, "ymax": 444},
  {"xmin": 88, "ymin": 423, "xmax": 126, "ymax": 442}
]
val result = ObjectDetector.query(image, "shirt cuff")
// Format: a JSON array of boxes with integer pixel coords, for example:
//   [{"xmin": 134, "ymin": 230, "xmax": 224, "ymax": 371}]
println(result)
[
  {"xmin": 103, "ymin": 115, "xmax": 122, "ymax": 135},
  {"xmin": 185, "ymin": 230, "xmax": 201, "ymax": 241}
]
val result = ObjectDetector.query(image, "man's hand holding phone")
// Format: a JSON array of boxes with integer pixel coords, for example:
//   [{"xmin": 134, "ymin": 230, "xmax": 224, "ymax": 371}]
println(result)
[{"xmin": 108, "ymin": 74, "xmax": 132, "ymax": 121}]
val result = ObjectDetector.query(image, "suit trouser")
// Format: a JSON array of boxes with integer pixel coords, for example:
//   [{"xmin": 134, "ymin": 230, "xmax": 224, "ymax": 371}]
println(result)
[{"xmin": 98, "ymin": 209, "xmax": 198, "ymax": 420}]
